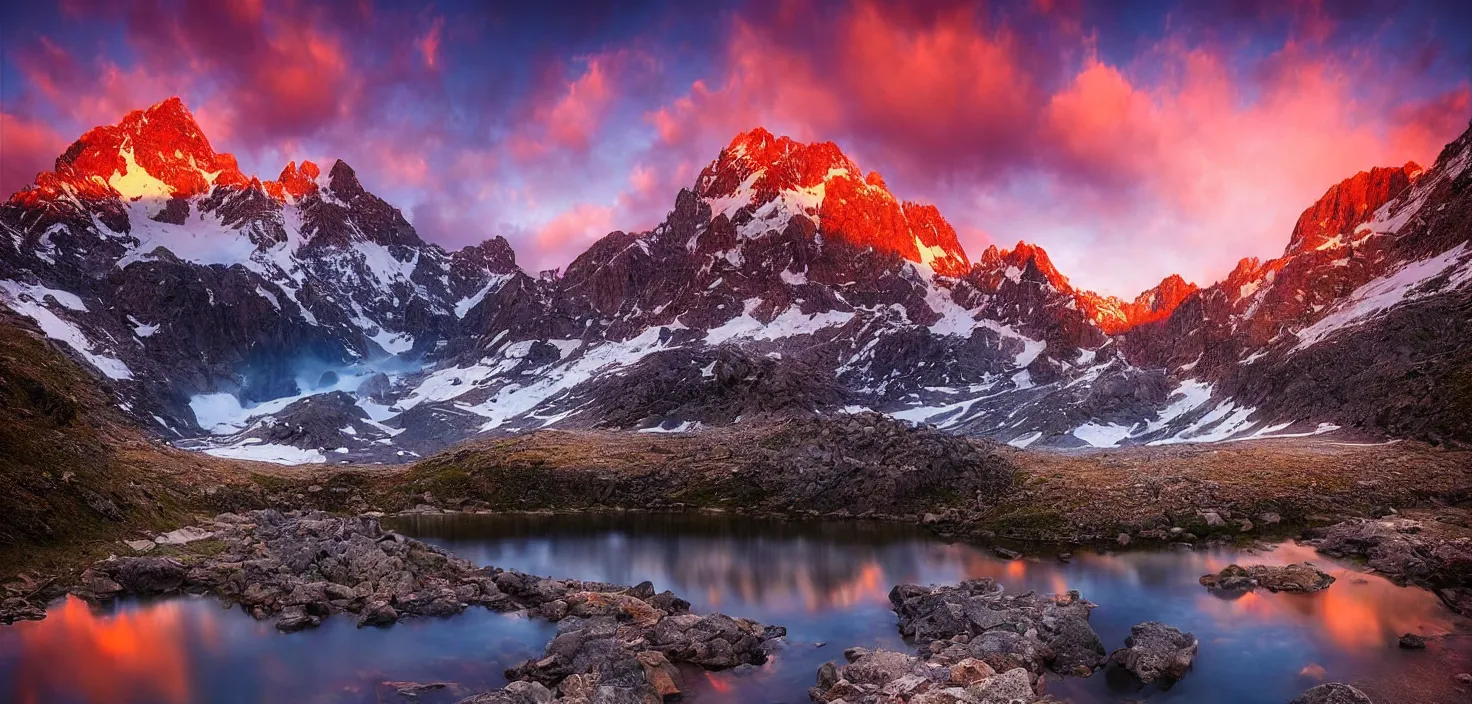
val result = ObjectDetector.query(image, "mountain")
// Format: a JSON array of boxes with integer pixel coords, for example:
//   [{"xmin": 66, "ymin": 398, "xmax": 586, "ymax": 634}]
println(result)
[
  {"xmin": 0, "ymin": 99, "xmax": 518, "ymax": 448},
  {"xmin": 4, "ymin": 99, "xmax": 1471, "ymax": 463}
]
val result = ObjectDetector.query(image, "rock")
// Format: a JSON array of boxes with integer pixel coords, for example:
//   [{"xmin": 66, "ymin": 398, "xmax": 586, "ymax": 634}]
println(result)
[
  {"xmin": 385, "ymin": 681, "xmax": 452, "ymax": 696},
  {"xmin": 1455, "ymin": 672, "xmax": 1472, "ymax": 684},
  {"xmin": 357, "ymin": 599, "xmax": 398, "ymax": 627},
  {"xmin": 357, "ymin": 372, "xmax": 393, "ymax": 403},
  {"xmin": 1201, "ymin": 512, "xmax": 1226, "ymax": 528},
  {"xmin": 1199, "ymin": 564, "xmax": 1255, "ymax": 591},
  {"xmin": 124, "ymin": 539, "xmax": 156, "ymax": 553},
  {"xmin": 275, "ymin": 605, "xmax": 321, "ymax": 632},
  {"xmin": 842, "ymin": 650, "xmax": 919, "ymax": 685},
  {"xmin": 75, "ymin": 568, "xmax": 123, "ymax": 597},
  {"xmin": 969, "ymin": 667, "xmax": 1034, "ymax": 703},
  {"xmin": 1397, "ymin": 633, "xmax": 1426, "ymax": 649},
  {"xmin": 1238, "ymin": 519, "xmax": 1254, "ymax": 533},
  {"xmin": 993, "ymin": 546, "xmax": 1022, "ymax": 560},
  {"xmin": 1288, "ymin": 682, "xmax": 1374, "ymax": 704},
  {"xmin": 636, "ymin": 650, "xmax": 683, "ymax": 699},
  {"xmin": 1199, "ymin": 563, "xmax": 1335, "ymax": 593},
  {"xmin": 106, "ymin": 557, "xmax": 186, "ymax": 594},
  {"xmin": 887, "ymin": 578, "xmax": 1103, "ymax": 683},
  {"xmin": 1312, "ymin": 517, "xmax": 1472, "ymax": 616},
  {"xmin": 950, "ymin": 658, "xmax": 996, "ymax": 686},
  {"xmin": 1116, "ymin": 533, "xmax": 1131, "ymax": 546},
  {"xmin": 0, "ymin": 597, "xmax": 47, "ymax": 624},
  {"xmin": 1108, "ymin": 621, "xmax": 1197, "ymax": 684},
  {"xmin": 457, "ymin": 681, "xmax": 555, "ymax": 704},
  {"xmin": 1258, "ymin": 512, "xmax": 1282, "ymax": 525},
  {"xmin": 153, "ymin": 526, "xmax": 215, "ymax": 545}
]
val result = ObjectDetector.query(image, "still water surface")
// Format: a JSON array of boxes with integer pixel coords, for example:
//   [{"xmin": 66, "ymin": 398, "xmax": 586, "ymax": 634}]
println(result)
[{"xmin": 1, "ymin": 512, "xmax": 1468, "ymax": 703}]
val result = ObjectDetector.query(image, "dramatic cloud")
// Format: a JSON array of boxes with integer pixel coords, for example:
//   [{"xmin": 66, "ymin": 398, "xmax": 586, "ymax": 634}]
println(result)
[{"xmin": 2, "ymin": 0, "xmax": 1468, "ymax": 295}]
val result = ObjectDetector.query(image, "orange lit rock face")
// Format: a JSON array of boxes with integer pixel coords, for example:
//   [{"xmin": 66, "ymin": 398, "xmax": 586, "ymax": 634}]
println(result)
[
  {"xmin": 262, "ymin": 160, "xmax": 322, "ymax": 201},
  {"xmin": 696, "ymin": 127, "xmax": 972, "ymax": 276},
  {"xmin": 1286, "ymin": 163, "xmax": 1421, "ymax": 254},
  {"xmin": 1076, "ymin": 274, "xmax": 1200, "ymax": 334},
  {"xmin": 9, "ymin": 97, "xmax": 248, "ymax": 209},
  {"xmin": 971, "ymin": 241, "xmax": 1199, "ymax": 334},
  {"xmin": 8, "ymin": 96, "xmax": 331, "ymax": 212}
]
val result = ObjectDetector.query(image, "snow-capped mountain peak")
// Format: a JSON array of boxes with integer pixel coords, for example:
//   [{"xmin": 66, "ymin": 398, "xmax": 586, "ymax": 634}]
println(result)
[
  {"xmin": 11, "ymin": 97, "xmax": 247, "ymax": 211},
  {"xmin": 695, "ymin": 127, "xmax": 971, "ymax": 276}
]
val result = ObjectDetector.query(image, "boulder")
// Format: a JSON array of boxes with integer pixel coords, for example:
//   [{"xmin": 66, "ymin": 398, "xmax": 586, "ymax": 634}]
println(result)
[
  {"xmin": 275, "ymin": 605, "xmax": 321, "ymax": 632},
  {"xmin": 969, "ymin": 667, "xmax": 1034, "ymax": 704},
  {"xmin": 1199, "ymin": 563, "xmax": 1335, "ymax": 593},
  {"xmin": 107, "ymin": 557, "xmax": 186, "ymax": 594},
  {"xmin": 357, "ymin": 598, "xmax": 398, "ymax": 627},
  {"xmin": 1108, "ymin": 622, "xmax": 1197, "ymax": 684},
  {"xmin": 950, "ymin": 658, "xmax": 996, "ymax": 686},
  {"xmin": 75, "ymin": 568, "xmax": 123, "ymax": 597},
  {"xmin": 1288, "ymin": 682, "xmax": 1374, "ymax": 704}
]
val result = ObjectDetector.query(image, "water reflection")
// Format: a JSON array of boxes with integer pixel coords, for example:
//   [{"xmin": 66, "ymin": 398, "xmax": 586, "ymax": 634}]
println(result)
[
  {"xmin": 397, "ymin": 513, "xmax": 1471, "ymax": 704},
  {"xmin": 1, "ymin": 513, "xmax": 1467, "ymax": 703},
  {"xmin": 0, "ymin": 593, "xmax": 553, "ymax": 704},
  {"xmin": 9, "ymin": 597, "xmax": 196, "ymax": 704}
]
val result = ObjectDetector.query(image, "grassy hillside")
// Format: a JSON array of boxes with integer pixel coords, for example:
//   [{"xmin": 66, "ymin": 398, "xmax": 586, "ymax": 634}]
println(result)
[{"xmin": 0, "ymin": 311, "xmax": 278, "ymax": 574}]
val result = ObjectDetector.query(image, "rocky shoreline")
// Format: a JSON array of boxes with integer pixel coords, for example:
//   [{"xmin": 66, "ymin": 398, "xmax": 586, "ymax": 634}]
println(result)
[
  {"xmin": 0, "ymin": 507, "xmax": 1467, "ymax": 702},
  {"xmin": 29, "ymin": 510, "xmax": 787, "ymax": 703}
]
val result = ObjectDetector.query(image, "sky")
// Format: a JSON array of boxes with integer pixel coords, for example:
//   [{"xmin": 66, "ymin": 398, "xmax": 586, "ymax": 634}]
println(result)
[{"xmin": 1, "ymin": 0, "xmax": 1469, "ymax": 297}]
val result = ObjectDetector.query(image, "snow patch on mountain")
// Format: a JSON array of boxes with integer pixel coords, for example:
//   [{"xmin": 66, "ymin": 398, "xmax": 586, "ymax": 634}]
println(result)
[
  {"xmin": 1072, "ymin": 422, "xmax": 1134, "ymax": 448},
  {"xmin": 705, "ymin": 302, "xmax": 855, "ymax": 344},
  {"xmin": 1293, "ymin": 242, "xmax": 1472, "ymax": 350},
  {"xmin": 203, "ymin": 439, "xmax": 326, "ymax": 465},
  {"xmin": 1, "ymin": 280, "xmax": 132, "ymax": 379}
]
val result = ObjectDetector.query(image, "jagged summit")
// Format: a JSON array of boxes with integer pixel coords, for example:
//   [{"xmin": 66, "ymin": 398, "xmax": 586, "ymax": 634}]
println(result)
[
  {"xmin": 975, "ymin": 241, "xmax": 1071, "ymax": 291},
  {"xmin": 695, "ymin": 127, "xmax": 972, "ymax": 276},
  {"xmin": 264, "ymin": 160, "xmax": 322, "ymax": 200},
  {"xmin": 1077, "ymin": 274, "xmax": 1200, "ymax": 335},
  {"xmin": 972, "ymin": 241, "xmax": 1198, "ymax": 333},
  {"xmin": 10, "ymin": 97, "xmax": 248, "ymax": 208},
  {"xmin": 1286, "ymin": 162, "xmax": 1421, "ymax": 254}
]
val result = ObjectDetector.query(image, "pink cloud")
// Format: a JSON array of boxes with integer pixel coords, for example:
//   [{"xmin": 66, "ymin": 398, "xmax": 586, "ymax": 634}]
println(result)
[
  {"xmin": 530, "ymin": 202, "xmax": 618, "ymax": 271},
  {"xmin": 418, "ymin": 16, "xmax": 445, "ymax": 69},
  {"xmin": 0, "ymin": 113, "xmax": 68, "ymax": 198},
  {"xmin": 6, "ymin": 0, "xmax": 1469, "ymax": 300},
  {"xmin": 630, "ymin": 1, "xmax": 1470, "ymax": 295}
]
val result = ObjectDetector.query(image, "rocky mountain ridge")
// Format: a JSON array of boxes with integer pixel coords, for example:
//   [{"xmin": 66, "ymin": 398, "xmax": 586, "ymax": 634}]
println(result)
[{"xmin": 4, "ymin": 98, "xmax": 1471, "ymax": 462}]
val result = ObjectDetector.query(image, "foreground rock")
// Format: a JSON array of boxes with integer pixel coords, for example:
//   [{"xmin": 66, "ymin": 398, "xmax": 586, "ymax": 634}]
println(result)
[
  {"xmin": 809, "ymin": 647, "xmax": 1057, "ymax": 704},
  {"xmin": 889, "ymin": 579, "xmax": 1106, "ymax": 678},
  {"xmin": 0, "ymin": 597, "xmax": 47, "ymax": 624},
  {"xmin": 1198, "ymin": 563, "xmax": 1336, "ymax": 593},
  {"xmin": 805, "ymin": 578, "xmax": 1102, "ymax": 703},
  {"xmin": 1310, "ymin": 515, "xmax": 1472, "ymax": 615},
  {"xmin": 1106, "ymin": 622, "xmax": 1198, "ymax": 684},
  {"xmin": 1289, "ymin": 682, "xmax": 1374, "ymax": 704},
  {"xmin": 465, "ymin": 590, "xmax": 785, "ymax": 702}
]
